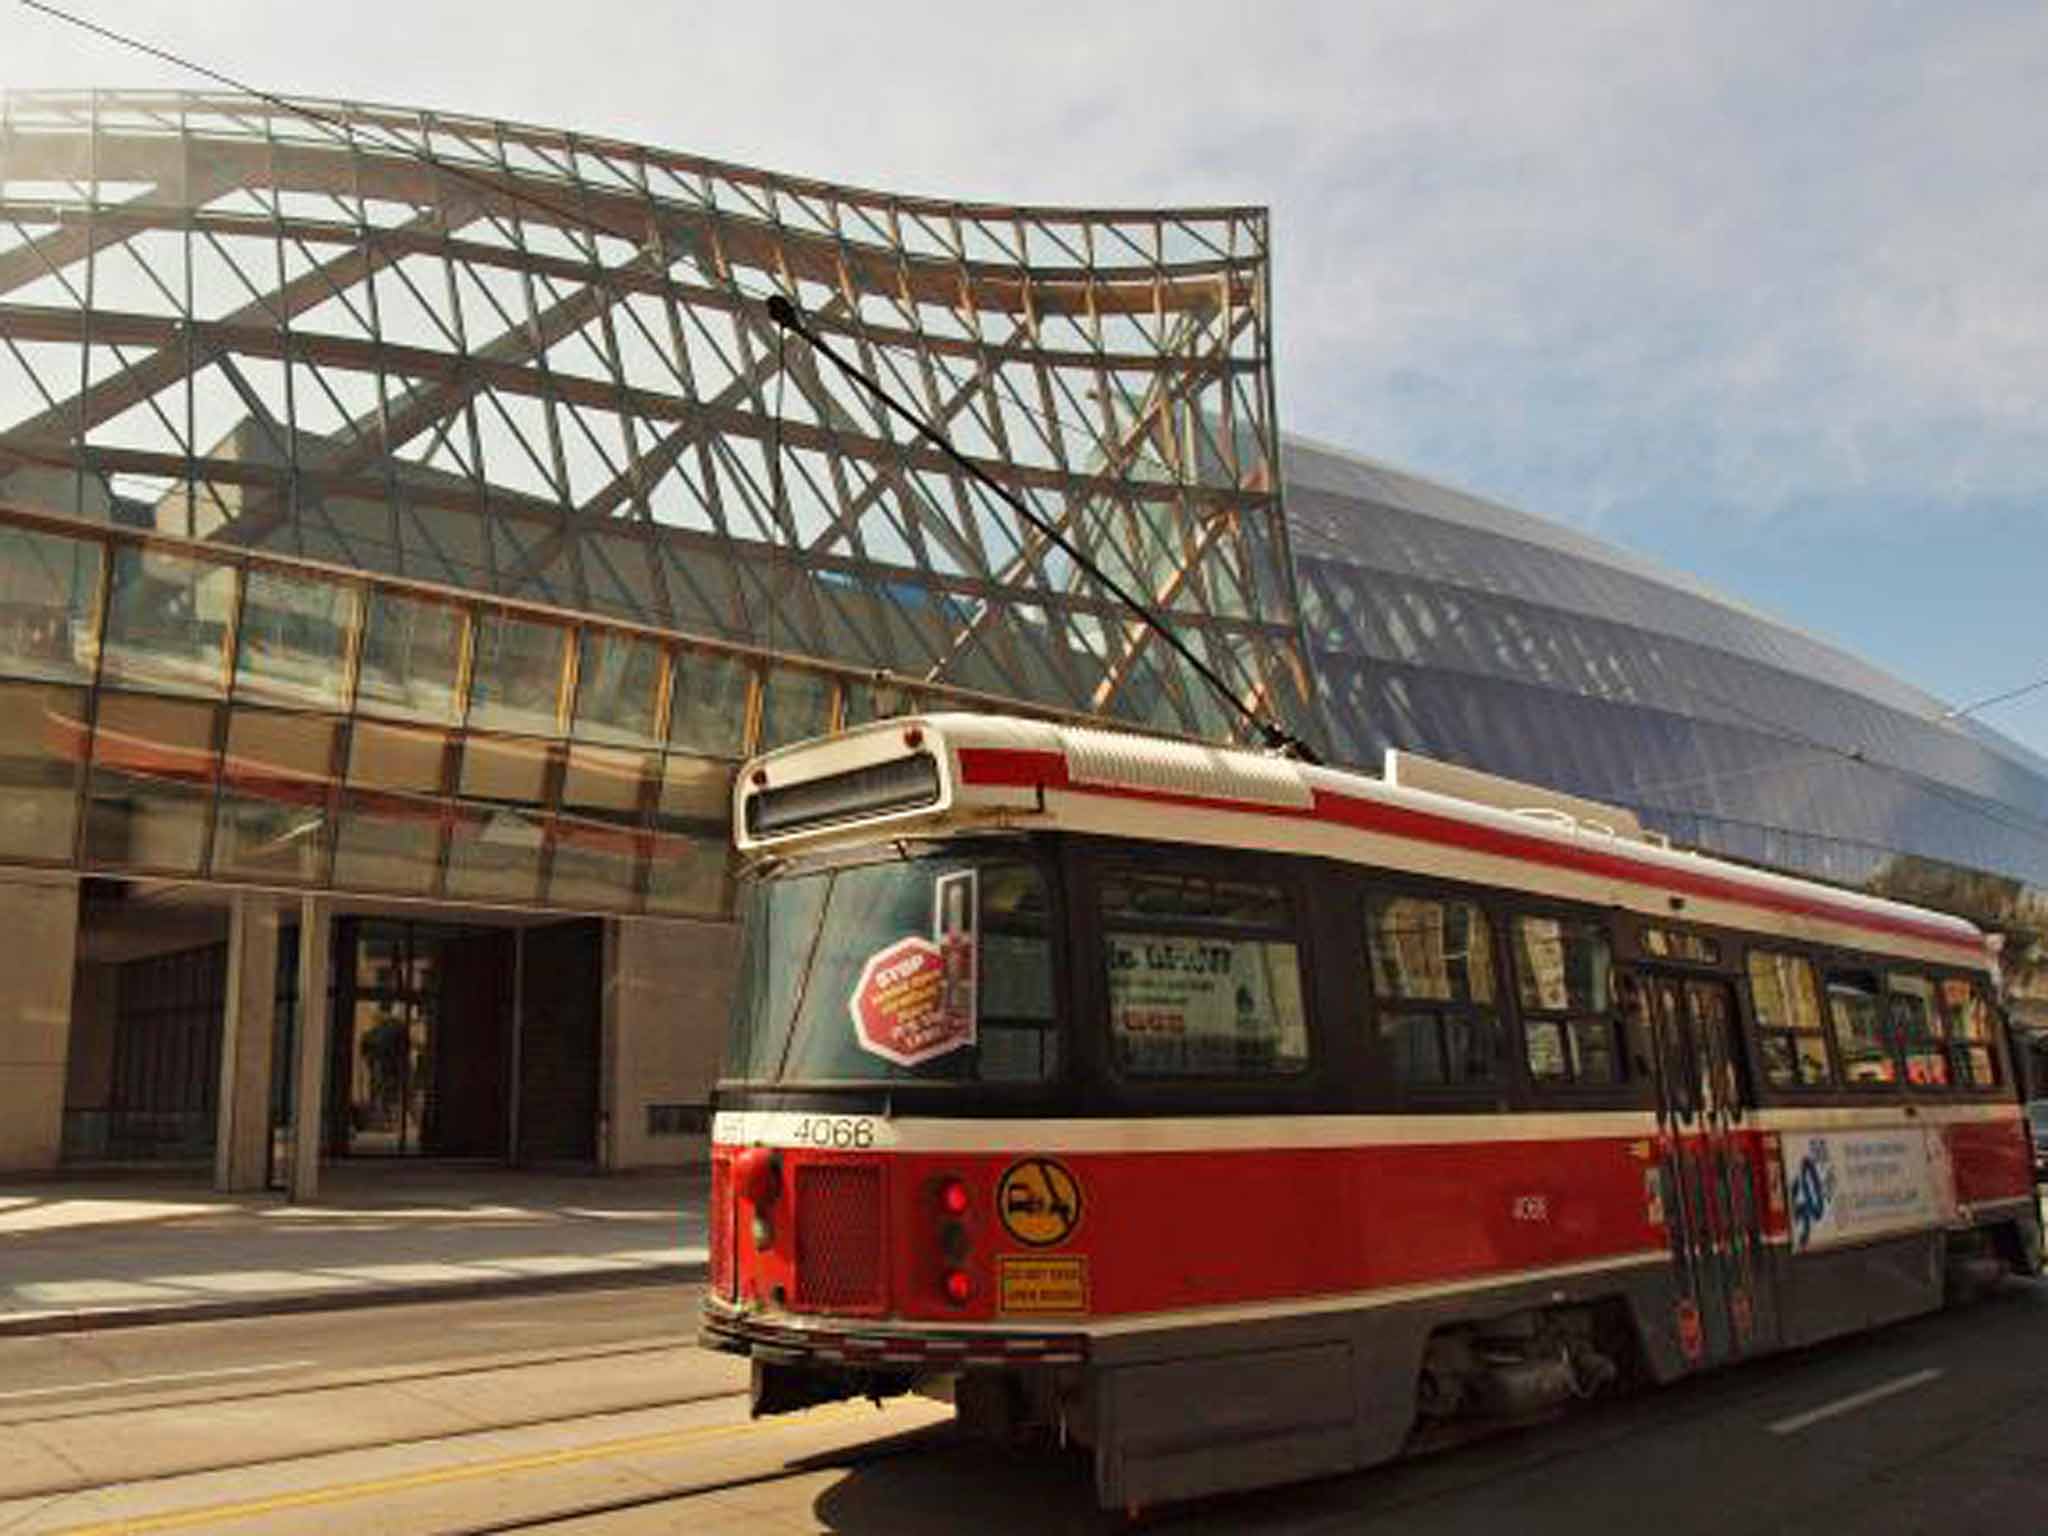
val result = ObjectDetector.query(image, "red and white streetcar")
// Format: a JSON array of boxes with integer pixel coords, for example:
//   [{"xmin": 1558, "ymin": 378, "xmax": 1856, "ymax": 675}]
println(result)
[{"xmin": 700, "ymin": 712, "xmax": 2040, "ymax": 1509}]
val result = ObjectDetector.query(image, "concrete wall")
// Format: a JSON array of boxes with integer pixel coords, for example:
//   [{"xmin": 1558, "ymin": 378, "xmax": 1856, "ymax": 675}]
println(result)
[
  {"xmin": 602, "ymin": 916, "xmax": 739, "ymax": 1170},
  {"xmin": 0, "ymin": 874, "xmax": 79, "ymax": 1170}
]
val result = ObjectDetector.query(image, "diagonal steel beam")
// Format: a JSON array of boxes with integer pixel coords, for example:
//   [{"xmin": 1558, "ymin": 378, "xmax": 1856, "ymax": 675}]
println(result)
[
  {"xmin": 4, "ymin": 193, "xmax": 473, "ymax": 459},
  {"xmin": 209, "ymin": 234, "xmax": 648, "ymax": 554},
  {"xmin": 921, "ymin": 304, "xmax": 1247, "ymax": 692},
  {"xmin": 490, "ymin": 292, "xmax": 857, "ymax": 602},
  {"xmin": 1087, "ymin": 511, "xmax": 1232, "ymax": 713}
]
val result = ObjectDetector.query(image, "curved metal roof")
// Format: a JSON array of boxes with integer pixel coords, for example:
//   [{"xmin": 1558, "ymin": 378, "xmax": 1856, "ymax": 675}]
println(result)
[{"xmin": 1281, "ymin": 435, "xmax": 2048, "ymax": 895}]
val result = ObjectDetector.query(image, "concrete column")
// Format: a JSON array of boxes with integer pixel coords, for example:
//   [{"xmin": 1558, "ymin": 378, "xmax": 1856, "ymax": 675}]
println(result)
[
  {"xmin": 602, "ymin": 915, "xmax": 740, "ymax": 1170},
  {"xmin": 598, "ymin": 920, "xmax": 618, "ymax": 1173},
  {"xmin": 288, "ymin": 895, "xmax": 332, "ymax": 1203},
  {"xmin": 0, "ymin": 873, "xmax": 80, "ymax": 1171},
  {"xmin": 214, "ymin": 894, "xmax": 280, "ymax": 1192}
]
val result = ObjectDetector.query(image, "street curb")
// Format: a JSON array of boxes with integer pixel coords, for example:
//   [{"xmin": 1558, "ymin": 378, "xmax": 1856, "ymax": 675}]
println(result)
[{"xmin": 0, "ymin": 1260, "xmax": 707, "ymax": 1339}]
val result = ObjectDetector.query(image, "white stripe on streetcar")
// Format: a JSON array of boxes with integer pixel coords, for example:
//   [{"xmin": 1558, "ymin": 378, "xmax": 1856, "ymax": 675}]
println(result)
[
  {"xmin": 1768, "ymin": 1367, "xmax": 1943, "ymax": 1435},
  {"xmin": 712, "ymin": 1108, "xmax": 1663, "ymax": 1153},
  {"xmin": 0, "ymin": 1358, "xmax": 315, "ymax": 1403},
  {"xmin": 715, "ymin": 1102, "xmax": 2018, "ymax": 1155}
]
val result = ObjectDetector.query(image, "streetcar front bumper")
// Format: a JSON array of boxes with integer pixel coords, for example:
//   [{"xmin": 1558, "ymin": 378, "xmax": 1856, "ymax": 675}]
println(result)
[{"xmin": 700, "ymin": 1295, "xmax": 1088, "ymax": 1373}]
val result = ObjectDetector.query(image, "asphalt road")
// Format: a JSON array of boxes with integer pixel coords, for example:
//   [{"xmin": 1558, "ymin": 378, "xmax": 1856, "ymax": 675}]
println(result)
[{"xmin": 1, "ymin": 1279, "xmax": 2044, "ymax": 1534}]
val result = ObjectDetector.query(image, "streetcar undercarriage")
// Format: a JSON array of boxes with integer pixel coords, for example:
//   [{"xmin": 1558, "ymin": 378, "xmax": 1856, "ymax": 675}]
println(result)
[{"xmin": 706, "ymin": 1217, "xmax": 2038, "ymax": 1512}]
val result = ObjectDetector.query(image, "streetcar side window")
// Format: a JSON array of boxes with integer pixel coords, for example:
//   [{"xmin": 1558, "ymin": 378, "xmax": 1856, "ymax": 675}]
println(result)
[
  {"xmin": 1512, "ymin": 914, "xmax": 1621, "ymax": 1086},
  {"xmin": 1937, "ymin": 978, "xmax": 2003, "ymax": 1090},
  {"xmin": 1365, "ymin": 892, "xmax": 1500, "ymax": 1087},
  {"xmin": 1746, "ymin": 949, "xmax": 1832, "ymax": 1088},
  {"xmin": 1885, "ymin": 972, "xmax": 1950, "ymax": 1089},
  {"xmin": 1099, "ymin": 869, "xmax": 1309, "ymax": 1079},
  {"xmin": 1824, "ymin": 971, "xmax": 1898, "ymax": 1087}
]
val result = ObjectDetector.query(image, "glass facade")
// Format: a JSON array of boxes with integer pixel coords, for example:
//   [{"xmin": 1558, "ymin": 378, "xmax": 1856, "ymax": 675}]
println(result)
[
  {"xmin": 1284, "ymin": 438, "xmax": 2048, "ymax": 912},
  {"xmin": 0, "ymin": 503, "xmax": 1079, "ymax": 916},
  {"xmin": 0, "ymin": 88, "xmax": 1315, "ymax": 753}
]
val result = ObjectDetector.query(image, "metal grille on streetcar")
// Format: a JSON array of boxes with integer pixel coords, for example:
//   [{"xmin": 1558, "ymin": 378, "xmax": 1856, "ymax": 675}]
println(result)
[{"xmin": 793, "ymin": 1162, "xmax": 886, "ymax": 1313}]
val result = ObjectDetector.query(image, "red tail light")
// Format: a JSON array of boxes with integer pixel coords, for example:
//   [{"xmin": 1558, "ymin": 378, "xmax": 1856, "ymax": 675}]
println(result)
[{"xmin": 933, "ymin": 1172, "xmax": 973, "ymax": 1306}]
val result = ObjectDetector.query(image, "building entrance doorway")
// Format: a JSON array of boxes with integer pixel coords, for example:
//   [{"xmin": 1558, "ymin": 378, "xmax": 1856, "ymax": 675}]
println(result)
[{"xmin": 332, "ymin": 920, "xmax": 513, "ymax": 1159}]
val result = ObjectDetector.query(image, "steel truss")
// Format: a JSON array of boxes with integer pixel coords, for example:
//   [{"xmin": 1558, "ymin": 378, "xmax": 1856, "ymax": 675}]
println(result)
[{"xmin": 0, "ymin": 89, "xmax": 1321, "ymax": 749}]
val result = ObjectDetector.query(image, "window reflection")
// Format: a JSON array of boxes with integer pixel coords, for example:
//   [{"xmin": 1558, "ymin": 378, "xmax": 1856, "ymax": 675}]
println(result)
[
  {"xmin": 456, "ymin": 733, "xmax": 553, "ymax": 802},
  {"xmin": 84, "ymin": 692, "xmax": 219, "ymax": 872},
  {"xmin": 0, "ymin": 682, "xmax": 85, "ymax": 861},
  {"xmin": 669, "ymin": 650, "xmax": 750, "ymax": 758},
  {"xmin": 234, "ymin": 568, "xmax": 360, "ymax": 710},
  {"xmin": 100, "ymin": 545, "xmax": 236, "ymax": 698},
  {"xmin": 1826, "ymin": 973, "xmax": 1895, "ymax": 1085},
  {"xmin": 758, "ymin": 665, "xmax": 835, "ymax": 749},
  {"xmin": 333, "ymin": 721, "xmax": 450, "ymax": 894},
  {"xmin": 214, "ymin": 709, "xmax": 338, "ymax": 883},
  {"xmin": 444, "ymin": 734, "xmax": 555, "ymax": 901},
  {"xmin": 1748, "ymin": 949, "xmax": 1832, "ymax": 1088},
  {"xmin": 1886, "ymin": 973, "xmax": 1950, "ymax": 1088},
  {"xmin": 468, "ymin": 612, "xmax": 567, "ymax": 736},
  {"xmin": 645, "ymin": 752, "xmax": 733, "ymax": 916},
  {"xmin": 548, "ymin": 744, "xmax": 652, "ymax": 910},
  {"xmin": 0, "ymin": 528, "xmax": 100, "ymax": 685},
  {"xmin": 1365, "ymin": 892, "xmax": 1501, "ymax": 1087},
  {"xmin": 357, "ymin": 589, "xmax": 465, "ymax": 724},
  {"xmin": 572, "ymin": 630, "xmax": 666, "ymax": 746}
]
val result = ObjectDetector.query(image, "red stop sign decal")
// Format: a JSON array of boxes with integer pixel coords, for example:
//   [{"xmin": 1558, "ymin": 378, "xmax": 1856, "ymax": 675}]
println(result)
[{"xmin": 849, "ymin": 935, "xmax": 975, "ymax": 1067}]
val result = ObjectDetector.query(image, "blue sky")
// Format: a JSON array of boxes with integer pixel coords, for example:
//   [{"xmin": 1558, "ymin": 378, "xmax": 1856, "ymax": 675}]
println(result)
[{"xmin": 12, "ymin": 0, "xmax": 2047, "ymax": 757}]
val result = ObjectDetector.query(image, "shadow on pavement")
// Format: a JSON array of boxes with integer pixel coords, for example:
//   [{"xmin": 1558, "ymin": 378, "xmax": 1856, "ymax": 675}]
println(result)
[{"xmin": 807, "ymin": 1429, "xmax": 1120, "ymax": 1536}]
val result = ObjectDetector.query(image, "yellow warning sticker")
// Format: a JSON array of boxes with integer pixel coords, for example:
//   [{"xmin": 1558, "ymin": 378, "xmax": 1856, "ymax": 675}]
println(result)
[
  {"xmin": 998, "ymin": 1254, "xmax": 1089, "ymax": 1315},
  {"xmin": 997, "ymin": 1157, "xmax": 1083, "ymax": 1247}
]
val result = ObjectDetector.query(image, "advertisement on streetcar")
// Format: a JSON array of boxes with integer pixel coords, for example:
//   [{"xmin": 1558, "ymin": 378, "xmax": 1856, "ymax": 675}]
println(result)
[{"xmin": 1785, "ymin": 1128, "xmax": 1958, "ymax": 1252}]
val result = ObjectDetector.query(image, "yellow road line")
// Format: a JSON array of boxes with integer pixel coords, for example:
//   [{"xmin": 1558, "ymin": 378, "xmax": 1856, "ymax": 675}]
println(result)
[{"xmin": 46, "ymin": 1401, "xmax": 873, "ymax": 1535}]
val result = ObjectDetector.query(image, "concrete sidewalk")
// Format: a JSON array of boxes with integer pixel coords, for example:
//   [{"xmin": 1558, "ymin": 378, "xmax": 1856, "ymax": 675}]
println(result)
[{"xmin": 0, "ymin": 1165, "xmax": 707, "ymax": 1337}]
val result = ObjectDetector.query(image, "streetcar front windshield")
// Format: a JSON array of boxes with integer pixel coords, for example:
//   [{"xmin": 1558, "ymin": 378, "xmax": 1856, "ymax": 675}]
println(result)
[{"xmin": 725, "ymin": 847, "xmax": 1059, "ymax": 1085}]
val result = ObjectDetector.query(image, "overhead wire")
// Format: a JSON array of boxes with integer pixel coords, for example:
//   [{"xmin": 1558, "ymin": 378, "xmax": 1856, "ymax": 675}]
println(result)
[{"xmin": 1942, "ymin": 670, "xmax": 2048, "ymax": 722}]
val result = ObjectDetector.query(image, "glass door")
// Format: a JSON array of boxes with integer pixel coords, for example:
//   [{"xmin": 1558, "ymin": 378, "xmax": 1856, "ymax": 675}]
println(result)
[{"xmin": 340, "ymin": 922, "xmax": 440, "ymax": 1157}]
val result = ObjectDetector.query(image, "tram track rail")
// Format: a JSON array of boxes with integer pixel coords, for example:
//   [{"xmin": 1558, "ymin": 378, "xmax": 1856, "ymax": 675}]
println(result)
[
  {"xmin": 1, "ymin": 1361, "xmax": 752, "ymax": 1505},
  {"xmin": 0, "ymin": 1338, "xmax": 715, "ymax": 1430},
  {"xmin": 426, "ymin": 1429, "xmax": 950, "ymax": 1536},
  {"xmin": 14, "ymin": 1399, "xmax": 955, "ymax": 1536}
]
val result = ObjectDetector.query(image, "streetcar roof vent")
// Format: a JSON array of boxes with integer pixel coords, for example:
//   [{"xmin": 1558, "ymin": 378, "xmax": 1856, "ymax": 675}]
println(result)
[
  {"xmin": 1383, "ymin": 749, "xmax": 1648, "ymax": 841},
  {"xmin": 1060, "ymin": 725, "xmax": 1315, "ymax": 810}
]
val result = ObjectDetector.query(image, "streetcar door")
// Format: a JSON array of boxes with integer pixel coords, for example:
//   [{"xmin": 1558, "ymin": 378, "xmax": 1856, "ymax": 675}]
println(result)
[{"xmin": 1635, "ymin": 974, "xmax": 1762, "ymax": 1368}]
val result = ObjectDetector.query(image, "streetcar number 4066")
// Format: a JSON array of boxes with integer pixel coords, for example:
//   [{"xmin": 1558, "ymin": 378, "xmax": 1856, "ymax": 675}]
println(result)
[{"xmin": 788, "ymin": 1116, "xmax": 877, "ymax": 1150}]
